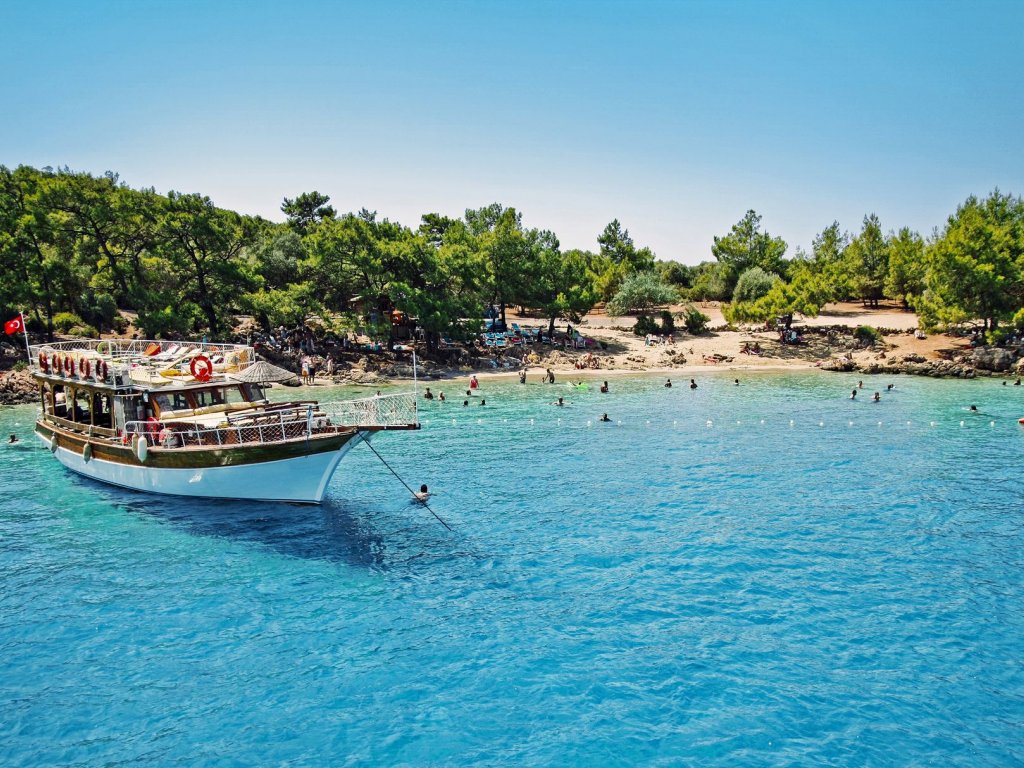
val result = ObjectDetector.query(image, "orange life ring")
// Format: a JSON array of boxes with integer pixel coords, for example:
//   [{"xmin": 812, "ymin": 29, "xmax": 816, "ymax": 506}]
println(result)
[
  {"xmin": 190, "ymin": 355, "xmax": 213, "ymax": 382},
  {"xmin": 80, "ymin": 358, "xmax": 91, "ymax": 378},
  {"xmin": 39, "ymin": 351, "xmax": 48, "ymax": 372},
  {"xmin": 96, "ymin": 360, "xmax": 108, "ymax": 381},
  {"xmin": 64, "ymin": 356, "xmax": 72, "ymax": 375}
]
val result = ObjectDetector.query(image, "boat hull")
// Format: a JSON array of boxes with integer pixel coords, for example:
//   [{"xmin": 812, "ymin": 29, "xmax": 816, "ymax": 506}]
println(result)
[{"xmin": 35, "ymin": 425, "xmax": 363, "ymax": 503}]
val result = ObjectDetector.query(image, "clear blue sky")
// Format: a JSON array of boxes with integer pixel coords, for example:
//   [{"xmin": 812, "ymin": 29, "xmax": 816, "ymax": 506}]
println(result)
[{"xmin": 3, "ymin": 0, "xmax": 1022, "ymax": 263}]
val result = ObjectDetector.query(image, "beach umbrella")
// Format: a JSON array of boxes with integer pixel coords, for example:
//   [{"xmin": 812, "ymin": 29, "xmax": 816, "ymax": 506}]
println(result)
[{"xmin": 227, "ymin": 359, "xmax": 297, "ymax": 384}]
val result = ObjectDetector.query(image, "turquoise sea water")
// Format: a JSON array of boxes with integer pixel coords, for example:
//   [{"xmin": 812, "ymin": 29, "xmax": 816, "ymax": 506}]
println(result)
[{"xmin": 2, "ymin": 371, "xmax": 1023, "ymax": 766}]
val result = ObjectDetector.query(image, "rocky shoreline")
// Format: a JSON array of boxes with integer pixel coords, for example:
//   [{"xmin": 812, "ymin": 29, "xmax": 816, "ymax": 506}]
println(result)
[
  {"xmin": 0, "ymin": 368, "xmax": 37, "ymax": 405},
  {"xmin": 821, "ymin": 345, "xmax": 1024, "ymax": 379}
]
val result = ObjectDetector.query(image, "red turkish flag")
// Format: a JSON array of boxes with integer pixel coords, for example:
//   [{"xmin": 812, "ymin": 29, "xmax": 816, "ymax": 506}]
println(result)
[{"xmin": 5, "ymin": 315, "xmax": 24, "ymax": 335}]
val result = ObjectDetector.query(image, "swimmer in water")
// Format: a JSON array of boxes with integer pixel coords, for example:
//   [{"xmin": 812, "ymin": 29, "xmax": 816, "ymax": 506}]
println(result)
[
  {"xmin": 8, "ymin": 433, "xmax": 17, "ymax": 444},
  {"xmin": 969, "ymin": 404, "xmax": 978, "ymax": 412},
  {"xmin": 599, "ymin": 413, "xmax": 611, "ymax": 422},
  {"xmin": 415, "ymin": 484, "xmax": 430, "ymax": 502},
  {"xmin": 600, "ymin": 380, "xmax": 609, "ymax": 393},
  {"xmin": 552, "ymin": 396, "xmax": 566, "ymax": 406},
  {"xmin": 665, "ymin": 379, "xmax": 672, "ymax": 388},
  {"xmin": 689, "ymin": 379, "xmax": 697, "ymax": 389},
  {"xmin": 850, "ymin": 389, "xmax": 857, "ymax": 399},
  {"xmin": 873, "ymin": 392, "xmax": 880, "ymax": 402},
  {"xmin": 734, "ymin": 378, "xmax": 740, "ymax": 386}
]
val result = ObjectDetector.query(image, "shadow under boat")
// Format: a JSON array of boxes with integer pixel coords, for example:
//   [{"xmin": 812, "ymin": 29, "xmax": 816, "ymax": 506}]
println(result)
[{"xmin": 62, "ymin": 471, "xmax": 455, "ymax": 570}]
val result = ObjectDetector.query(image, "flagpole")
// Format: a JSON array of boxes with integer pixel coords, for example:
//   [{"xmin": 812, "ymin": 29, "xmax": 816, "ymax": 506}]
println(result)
[{"xmin": 19, "ymin": 310, "xmax": 31, "ymax": 363}]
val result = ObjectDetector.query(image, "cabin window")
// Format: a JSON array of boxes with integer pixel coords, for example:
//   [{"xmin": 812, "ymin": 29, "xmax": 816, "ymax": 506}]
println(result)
[
  {"xmin": 241, "ymin": 384, "xmax": 265, "ymax": 402},
  {"xmin": 193, "ymin": 389, "xmax": 226, "ymax": 408},
  {"xmin": 152, "ymin": 392, "xmax": 190, "ymax": 414},
  {"xmin": 52, "ymin": 385, "xmax": 67, "ymax": 418},
  {"xmin": 72, "ymin": 389, "xmax": 91, "ymax": 424}
]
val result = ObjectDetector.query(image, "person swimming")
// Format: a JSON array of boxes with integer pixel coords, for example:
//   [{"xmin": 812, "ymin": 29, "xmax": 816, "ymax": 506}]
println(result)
[
  {"xmin": 463, "ymin": 400, "xmax": 469, "ymax": 407},
  {"xmin": 439, "ymin": 392, "xmax": 446, "ymax": 401},
  {"xmin": 599, "ymin": 413, "xmax": 611, "ymax": 422},
  {"xmin": 665, "ymin": 379, "xmax": 672, "ymax": 388},
  {"xmin": 689, "ymin": 379, "xmax": 697, "ymax": 389},
  {"xmin": 873, "ymin": 392, "xmax": 880, "ymax": 402},
  {"xmin": 7, "ymin": 433, "xmax": 17, "ymax": 444},
  {"xmin": 734, "ymin": 378, "xmax": 740, "ymax": 386},
  {"xmin": 480, "ymin": 399, "xmax": 486, "ymax": 406},
  {"xmin": 600, "ymin": 380, "xmax": 609, "ymax": 393},
  {"xmin": 887, "ymin": 383, "xmax": 894, "ymax": 391},
  {"xmin": 423, "ymin": 387, "xmax": 434, "ymax": 400},
  {"xmin": 415, "ymin": 484, "xmax": 430, "ymax": 502},
  {"xmin": 552, "ymin": 397, "xmax": 566, "ymax": 406},
  {"xmin": 850, "ymin": 389, "xmax": 857, "ymax": 399},
  {"xmin": 969, "ymin": 404, "xmax": 978, "ymax": 412}
]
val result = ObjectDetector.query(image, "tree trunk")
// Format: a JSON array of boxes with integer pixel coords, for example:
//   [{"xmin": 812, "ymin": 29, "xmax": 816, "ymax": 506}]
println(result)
[{"xmin": 548, "ymin": 316, "xmax": 556, "ymax": 336}]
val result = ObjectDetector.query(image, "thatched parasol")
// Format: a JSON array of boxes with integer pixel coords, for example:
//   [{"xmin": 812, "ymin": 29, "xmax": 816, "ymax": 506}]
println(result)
[{"xmin": 227, "ymin": 359, "xmax": 298, "ymax": 384}]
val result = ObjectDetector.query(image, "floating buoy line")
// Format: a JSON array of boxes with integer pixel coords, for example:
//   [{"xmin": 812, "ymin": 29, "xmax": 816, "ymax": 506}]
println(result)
[{"xmin": 418, "ymin": 416, "xmax": 1011, "ymax": 431}]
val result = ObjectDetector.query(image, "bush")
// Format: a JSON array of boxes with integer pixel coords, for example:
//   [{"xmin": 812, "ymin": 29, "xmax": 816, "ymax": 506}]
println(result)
[
  {"xmin": 53, "ymin": 312, "xmax": 84, "ymax": 333},
  {"xmin": 12, "ymin": 361, "xmax": 27, "ymax": 372},
  {"xmin": 111, "ymin": 315, "xmax": 129, "ymax": 334},
  {"xmin": 732, "ymin": 267, "xmax": 781, "ymax": 304},
  {"xmin": 660, "ymin": 310, "xmax": 675, "ymax": 335},
  {"xmin": 854, "ymin": 325, "xmax": 881, "ymax": 346},
  {"xmin": 986, "ymin": 327, "xmax": 1009, "ymax": 346},
  {"xmin": 680, "ymin": 305, "xmax": 710, "ymax": 334},
  {"xmin": 633, "ymin": 314, "xmax": 659, "ymax": 337},
  {"xmin": 67, "ymin": 323, "xmax": 99, "ymax": 338}
]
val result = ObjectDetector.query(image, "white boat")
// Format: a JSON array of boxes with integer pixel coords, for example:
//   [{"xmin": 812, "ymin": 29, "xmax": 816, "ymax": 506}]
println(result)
[{"xmin": 28, "ymin": 338, "xmax": 418, "ymax": 503}]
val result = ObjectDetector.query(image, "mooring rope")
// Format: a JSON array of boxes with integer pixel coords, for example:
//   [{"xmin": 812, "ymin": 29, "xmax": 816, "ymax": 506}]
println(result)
[{"xmin": 362, "ymin": 438, "xmax": 452, "ymax": 531}]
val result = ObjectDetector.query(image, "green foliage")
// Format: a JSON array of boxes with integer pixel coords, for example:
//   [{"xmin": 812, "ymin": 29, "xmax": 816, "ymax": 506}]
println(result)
[
  {"xmin": 986, "ymin": 327, "xmax": 1010, "ymax": 346},
  {"xmin": 854, "ymin": 325, "xmax": 881, "ymax": 345},
  {"xmin": 656, "ymin": 260, "xmax": 691, "ymax": 288},
  {"xmin": 660, "ymin": 310, "xmax": 675, "ymax": 335},
  {"xmin": 281, "ymin": 191, "xmax": 335, "ymax": 235},
  {"xmin": 724, "ymin": 264, "xmax": 833, "ymax": 327},
  {"xmin": 732, "ymin": 267, "xmax": 781, "ymax": 304},
  {"xmin": 687, "ymin": 261, "xmax": 730, "ymax": 301},
  {"xmin": 711, "ymin": 210, "xmax": 787, "ymax": 294},
  {"xmin": 633, "ymin": 315, "xmax": 659, "ymax": 336},
  {"xmin": 918, "ymin": 190, "xmax": 1024, "ymax": 331},
  {"xmin": 598, "ymin": 219, "xmax": 655, "ymax": 272},
  {"xmin": 607, "ymin": 271, "xmax": 678, "ymax": 316},
  {"xmin": 52, "ymin": 311, "xmax": 84, "ymax": 333},
  {"xmin": 845, "ymin": 214, "xmax": 889, "ymax": 307},
  {"xmin": 884, "ymin": 227, "xmax": 925, "ymax": 308},
  {"xmin": 1011, "ymin": 307, "xmax": 1024, "ymax": 331},
  {"xmin": 680, "ymin": 305, "xmax": 710, "ymax": 334}
]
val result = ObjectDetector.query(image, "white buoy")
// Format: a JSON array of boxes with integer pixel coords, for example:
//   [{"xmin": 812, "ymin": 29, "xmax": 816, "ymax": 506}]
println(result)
[
  {"xmin": 819, "ymin": 421, "xmax": 824, "ymax": 427},
  {"xmin": 736, "ymin": 420, "xmax": 741, "ymax": 425},
  {"xmin": 760, "ymin": 419, "xmax": 765, "ymax": 425},
  {"xmin": 930, "ymin": 421, "xmax": 936, "ymax": 427},
  {"xmin": 960, "ymin": 420, "xmax": 964, "ymax": 427},
  {"xmin": 706, "ymin": 420, "xmax": 713, "ymax": 427},
  {"xmin": 789, "ymin": 420, "xmax": 794, "ymax": 427},
  {"xmin": 530, "ymin": 418, "xmax": 534, "ymax": 425},
  {"xmin": 877, "ymin": 422, "xmax": 882, "ymax": 427},
  {"xmin": 673, "ymin": 420, "xmax": 677, "ymax": 426},
  {"xmin": 848, "ymin": 421, "xmax": 853, "ymax": 427},
  {"xmin": 587, "ymin": 421, "xmax": 592, "ymax": 427},
  {"xmin": 990, "ymin": 421, "xmax": 995, "ymax": 427}
]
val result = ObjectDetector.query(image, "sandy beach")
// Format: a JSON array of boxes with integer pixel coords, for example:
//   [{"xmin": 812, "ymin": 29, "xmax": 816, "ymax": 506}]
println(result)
[{"xmin": 429, "ymin": 302, "xmax": 966, "ymax": 384}]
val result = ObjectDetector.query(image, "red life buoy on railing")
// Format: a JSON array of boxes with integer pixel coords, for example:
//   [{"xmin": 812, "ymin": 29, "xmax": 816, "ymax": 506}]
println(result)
[
  {"xmin": 146, "ymin": 417, "xmax": 161, "ymax": 440},
  {"xmin": 190, "ymin": 355, "xmax": 213, "ymax": 382},
  {"xmin": 64, "ymin": 356, "xmax": 72, "ymax": 375},
  {"xmin": 80, "ymin": 358, "xmax": 91, "ymax": 378},
  {"xmin": 39, "ymin": 351, "xmax": 48, "ymax": 372},
  {"xmin": 96, "ymin": 360, "xmax": 108, "ymax": 381}
]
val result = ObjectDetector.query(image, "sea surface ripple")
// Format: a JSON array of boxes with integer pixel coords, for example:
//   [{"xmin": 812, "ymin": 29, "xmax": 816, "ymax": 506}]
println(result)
[{"xmin": 2, "ymin": 372, "xmax": 1023, "ymax": 766}]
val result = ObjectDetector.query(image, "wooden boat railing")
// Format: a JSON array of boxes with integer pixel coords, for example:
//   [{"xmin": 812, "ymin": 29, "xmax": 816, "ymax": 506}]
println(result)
[{"xmin": 122, "ymin": 392, "xmax": 419, "ymax": 450}]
